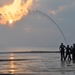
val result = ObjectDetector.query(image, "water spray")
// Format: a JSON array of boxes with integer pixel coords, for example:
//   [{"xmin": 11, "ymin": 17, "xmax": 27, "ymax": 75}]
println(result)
[{"xmin": 29, "ymin": 10, "xmax": 68, "ymax": 44}]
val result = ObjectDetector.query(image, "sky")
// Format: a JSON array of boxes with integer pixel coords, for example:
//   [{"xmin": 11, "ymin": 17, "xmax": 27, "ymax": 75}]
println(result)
[{"xmin": 0, "ymin": 0, "xmax": 75, "ymax": 48}]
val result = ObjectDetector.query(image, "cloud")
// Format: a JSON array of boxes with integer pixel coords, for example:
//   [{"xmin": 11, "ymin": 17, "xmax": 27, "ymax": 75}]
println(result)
[
  {"xmin": 0, "ymin": 0, "xmax": 14, "ymax": 7},
  {"xmin": 49, "ymin": 0, "xmax": 75, "ymax": 15},
  {"xmin": 56, "ymin": 0, "xmax": 75, "ymax": 19},
  {"xmin": 49, "ymin": 6, "xmax": 65, "ymax": 15}
]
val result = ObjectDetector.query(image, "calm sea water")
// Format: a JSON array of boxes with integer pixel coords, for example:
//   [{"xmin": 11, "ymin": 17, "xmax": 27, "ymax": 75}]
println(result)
[{"xmin": 0, "ymin": 47, "xmax": 75, "ymax": 75}]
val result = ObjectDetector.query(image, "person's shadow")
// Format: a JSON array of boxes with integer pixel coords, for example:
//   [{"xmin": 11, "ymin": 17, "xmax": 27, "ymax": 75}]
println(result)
[
  {"xmin": 61, "ymin": 60, "xmax": 71, "ymax": 72},
  {"xmin": 73, "ymin": 59, "xmax": 75, "ymax": 63},
  {"xmin": 61, "ymin": 60, "xmax": 66, "ymax": 74},
  {"xmin": 66, "ymin": 60, "xmax": 71, "ymax": 66},
  {"xmin": 61, "ymin": 60, "xmax": 72, "ymax": 74}
]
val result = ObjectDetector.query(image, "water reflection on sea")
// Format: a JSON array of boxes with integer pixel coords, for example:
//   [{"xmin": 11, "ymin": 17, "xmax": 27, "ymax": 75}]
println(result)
[{"xmin": 0, "ymin": 48, "xmax": 75, "ymax": 75}]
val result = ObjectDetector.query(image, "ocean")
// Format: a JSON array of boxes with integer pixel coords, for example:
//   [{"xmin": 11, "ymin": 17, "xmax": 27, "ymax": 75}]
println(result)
[{"xmin": 0, "ymin": 47, "xmax": 75, "ymax": 75}]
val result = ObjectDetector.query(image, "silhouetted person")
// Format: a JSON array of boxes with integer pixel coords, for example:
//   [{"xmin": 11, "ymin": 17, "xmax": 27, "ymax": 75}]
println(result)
[
  {"xmin": 72, "ymin": 44, "xmax": 75, "ymax": 61},
  {"xmin": 65, "ymin": 45, "xmax": 71, "ymax": 60},
  {"xmin": 70, "ymin": 46, "xmax": 73, "ymax": 60},
  {"xmin": 59, "ymin": 43, "xmax": 66, "ymax": 61}
]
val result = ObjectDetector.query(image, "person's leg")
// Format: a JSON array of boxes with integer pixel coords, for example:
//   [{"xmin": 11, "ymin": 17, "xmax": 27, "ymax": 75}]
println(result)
[
  {"xmin": 61, "ymin": 53, "xmax": 63, "ymax": 60},
  {"xmin": 65, "ymin": 53, "xmax": 67, "ymax": 60},
  {"xmin": 72, "ymin": 53, "xmax": 73, "ymax": 60},
  {"xmin": 74, "ymin": 54, "xmax": 75, "ymax": 60},
  {"xmin": 68, "ymin": 54, "xmax": 71, "ymax": 60},
  {"xmin": 69, "ymin": 54, "xmax": 71, "ymax": 60},
  {"xmin": 73, "ymin": 54, "xmax": 74, "ymax": 60}
]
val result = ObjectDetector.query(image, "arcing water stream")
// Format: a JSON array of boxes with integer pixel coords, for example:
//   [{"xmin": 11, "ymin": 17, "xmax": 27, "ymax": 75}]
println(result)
[{"xmin": 29, "ymin": 10, "xmax": 68, "ymax": 44}]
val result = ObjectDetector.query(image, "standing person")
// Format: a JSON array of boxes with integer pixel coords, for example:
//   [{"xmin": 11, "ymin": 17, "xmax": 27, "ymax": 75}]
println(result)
[
  {"xmin": 65, "ymin": 45, "xmax": 71, "ymax": 60},
  {"xmin": 72, "ymin": 44, "xmax": 75, "ymax": 61},
  {"xmin": 70, "ymin": 46, "xmax": 73, "ymax": 60},
  {"xmin": 59, "ymin": 43, "xmax": 66, "ymax": 61}
]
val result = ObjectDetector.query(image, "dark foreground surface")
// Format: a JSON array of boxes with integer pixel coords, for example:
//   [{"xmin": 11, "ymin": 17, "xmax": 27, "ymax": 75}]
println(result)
[{"xmin": 0, "ymin": 51, "xmax": 75, "ymax": 75}]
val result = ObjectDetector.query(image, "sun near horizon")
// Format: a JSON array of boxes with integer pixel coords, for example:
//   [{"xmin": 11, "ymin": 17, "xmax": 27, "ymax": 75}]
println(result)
[{"xmin": 9, "ymin": 19, "xmax": 13, "ymax": 24}]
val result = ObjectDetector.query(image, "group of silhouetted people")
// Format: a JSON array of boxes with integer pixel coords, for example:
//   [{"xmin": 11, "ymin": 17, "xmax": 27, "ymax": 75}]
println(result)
[{"xmin": 59, "ymin": 43, "xmax": 75, "ymax": 61}]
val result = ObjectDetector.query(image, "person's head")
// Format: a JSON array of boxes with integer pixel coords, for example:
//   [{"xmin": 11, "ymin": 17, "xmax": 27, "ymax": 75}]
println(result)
[
  {"xmin": 61, "ymin": 43, "xmax": 63, "ymax": 45},
  {"xmin": 71, "ymin": 46, "xmax": 72, "ymax": 48},
  {"xmin": 73, "ymin": 44, "xmax": 75, "ymax": 47},
  {"xmin": 67, "ymin": 45, "xmax": 69, "ymax": 47}
]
